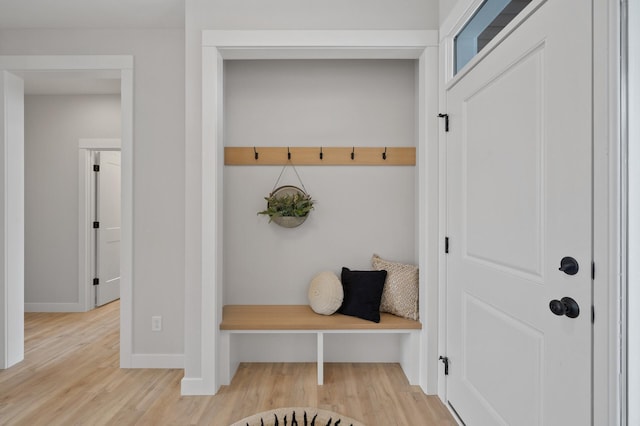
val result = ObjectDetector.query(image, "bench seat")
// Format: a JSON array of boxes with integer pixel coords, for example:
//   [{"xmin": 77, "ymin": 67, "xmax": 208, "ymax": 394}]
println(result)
[
  {"xmin": 219, "ymin": 305, "xmax": 422, "ymax": 386},
  {"xmin": 220, "ymin": 305, "xmax": 422, "ymax": 331}
]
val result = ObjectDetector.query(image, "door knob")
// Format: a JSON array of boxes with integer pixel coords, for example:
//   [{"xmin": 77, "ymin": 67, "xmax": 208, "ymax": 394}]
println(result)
[
  {"xmin": 559, "ymin": 257, "xmax": 579, "ymax": 275},
  {"xmin": 549, "ymin": 297, "xmax": 580, "ymax": 318}
]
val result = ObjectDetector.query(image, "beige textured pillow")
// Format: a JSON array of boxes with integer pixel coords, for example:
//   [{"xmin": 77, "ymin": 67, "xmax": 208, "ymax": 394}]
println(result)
[
  {"xmin": 372, "ymin": 254, "xmax": 419, "ymax": 321},
  {"xmin": 308, "ymin": 271, "xmax": 344, "ymax": 315}
]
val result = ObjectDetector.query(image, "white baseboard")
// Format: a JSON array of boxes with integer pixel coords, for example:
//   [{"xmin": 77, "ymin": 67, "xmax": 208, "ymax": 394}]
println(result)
[
  {"xmin": 180, "ymin": 377, "xmax": 217, "ymax": 395},
  {"xmin": 25, "ymin": 302, "xmax": 86, "ymax": 312},
  {"xmin": 129, "ymin": 353, "xmax": 184, "ymax": 369}
]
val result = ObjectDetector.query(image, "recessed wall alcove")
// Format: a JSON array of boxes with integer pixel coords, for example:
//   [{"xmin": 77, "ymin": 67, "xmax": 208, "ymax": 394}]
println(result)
[
  {"xmin": 224, "ymin": 58, "xmax": 417, "ymax": 305},
  {"xmin": 182, "ymin": 30, "xmax": 439, "ymax": 396}
]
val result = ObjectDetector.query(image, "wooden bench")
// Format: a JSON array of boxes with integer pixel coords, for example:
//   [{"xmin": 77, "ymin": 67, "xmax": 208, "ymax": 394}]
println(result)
[{"xmin": 220, "ymin": 305, "xmax": 422, "ymax": 385}]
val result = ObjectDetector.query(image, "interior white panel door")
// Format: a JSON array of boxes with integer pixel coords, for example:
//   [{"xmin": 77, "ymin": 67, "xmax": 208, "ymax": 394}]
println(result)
[
  {"xmin": 96, "ymin": 151, "xmax": 121, "ymax": 307},
  {"xmin": 445, "ymin": 1, "xmax": 592, "ymax": 425}
]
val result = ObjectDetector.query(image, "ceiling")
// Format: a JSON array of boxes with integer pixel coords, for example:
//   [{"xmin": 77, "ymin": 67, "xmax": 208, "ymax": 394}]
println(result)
[{"xmin": 0, "ymin": 0, "xmax": 184, "ymax": 29}]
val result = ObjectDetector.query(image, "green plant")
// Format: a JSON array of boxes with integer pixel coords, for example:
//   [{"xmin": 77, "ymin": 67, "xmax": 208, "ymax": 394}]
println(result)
[{"xmin": 257, "ymin": 191, "xmax": 315, "ymax": 223}]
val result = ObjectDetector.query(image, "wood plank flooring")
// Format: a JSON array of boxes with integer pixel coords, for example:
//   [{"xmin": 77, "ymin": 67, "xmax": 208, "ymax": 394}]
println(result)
[{"xmin": 0, "ymin": 301, "xmax": 456, "ymax": 425}]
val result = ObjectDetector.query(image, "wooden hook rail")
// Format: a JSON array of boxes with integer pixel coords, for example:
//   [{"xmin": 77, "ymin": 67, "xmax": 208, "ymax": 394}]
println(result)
[{"xmin": 224, "ymin": 146, "xmax": 415, "ymax": 166}]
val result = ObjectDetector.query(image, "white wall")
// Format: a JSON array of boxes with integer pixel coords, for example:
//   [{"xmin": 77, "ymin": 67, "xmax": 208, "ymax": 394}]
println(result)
[
  {"xmin": 440, "ymin": 0, "xmax": 460, "ymax": 24},
  {"xmin": 0, "ymin": 29, "xmax": 186, "ymax": 357},
  {"xmin": 185, "ymin": 0, "xmax": 439, "ymax": 382},
  {"xmin": 192, "ymin": 0, "xmax": 438, "ymax": 30},
  {"xmin": 224, "ymin": 59, "xmax": 416, "ymax": 306},
  {"xmin": 24, "ymin": 95, "xmax": 120, "ymax": 310}
]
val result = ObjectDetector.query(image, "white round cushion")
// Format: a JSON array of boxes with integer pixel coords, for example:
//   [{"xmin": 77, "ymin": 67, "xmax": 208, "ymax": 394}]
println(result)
[{"xmin": 308, "ymin": 271, "xmax": 343, "ymax": 315}]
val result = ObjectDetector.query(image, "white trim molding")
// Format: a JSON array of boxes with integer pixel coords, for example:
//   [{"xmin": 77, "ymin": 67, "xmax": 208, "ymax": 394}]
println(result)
[
  {"xmin": 593, "ymin": 1, "xmax": 624, "ymax": 424},
  {"xmin": 78, "ymin": 149, "xmax": 96, "ymax": 313},
  {"xmin": 1, "ymin": 71, "xmax": 24, "ymax": 369},
  {"xmin": 119, "ymin": 67, "xmax": 134, "ymax": 368},
  {"xmin": 625, "ymin": 0, "xmax": 640, "ymax": 424},
  {"xmin": 25, "ymin": 303, "xmax": 85, "ymax": 313},
  {"xmin": 202, "ymin": 30, "xmax": 437, "ymax": 60},
  {"xmin": 183, "ymin": 30, "xmax": 439, "ymax": 396},
  {"xmin": 78, "ymin": 138, "xmax": 121, "ymax": 150}
]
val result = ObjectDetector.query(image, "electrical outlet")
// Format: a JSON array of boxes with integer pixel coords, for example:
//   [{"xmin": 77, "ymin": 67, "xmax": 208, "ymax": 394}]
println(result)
[{"xmin": 151, "ymin": 316, "xmax": 162, "ymax": 332}]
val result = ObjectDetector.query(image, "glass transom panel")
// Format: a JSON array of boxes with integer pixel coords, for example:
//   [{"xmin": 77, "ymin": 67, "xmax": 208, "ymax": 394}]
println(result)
[{"xmin": 454, "ymin": 0, "xmax": 533, "ymax": 74}]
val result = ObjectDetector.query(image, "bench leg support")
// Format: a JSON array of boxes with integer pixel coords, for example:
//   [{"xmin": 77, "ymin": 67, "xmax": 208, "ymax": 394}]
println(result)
[
  {"xmin": 220, "ymin": 332, "xmax": 231, "ymax": 385},
  {"xmin": 401, "ymin": 331, "xmax": 420, "ymax": 385},
  {"xmin": 317, "ymin": 332, "xmax": 324, "ymax": 385}
]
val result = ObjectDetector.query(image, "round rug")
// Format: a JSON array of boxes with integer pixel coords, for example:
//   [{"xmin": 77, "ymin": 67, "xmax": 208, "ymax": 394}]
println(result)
[{"xmin": 230, "ymin": 406, "xmax": 365, "ymax": 426}]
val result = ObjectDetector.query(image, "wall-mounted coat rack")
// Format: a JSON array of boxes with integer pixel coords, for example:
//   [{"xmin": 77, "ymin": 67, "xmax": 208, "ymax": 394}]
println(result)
[{"xmin": 224, "ymin": 146, "xmax": 416, "ymax": 166}]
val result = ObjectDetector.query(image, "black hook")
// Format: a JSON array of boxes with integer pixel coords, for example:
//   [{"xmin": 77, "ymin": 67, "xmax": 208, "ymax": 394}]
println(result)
[
  {"xmin": 287, "ymin": 147, "xmax": 291, "ymax": 160},
  {"xmin": 351, "ymin": 147, "xmax": 355, "ymax": 160},
  {"xmin": 319, "ymin": 147, "xmax": 323, "ymax": 160},
  {"xmin": 382, "ymin": 147, "xmax": 387, "ymax": 160},
  {"xmin": 438, "ymin": 113, "xmax": 450, "ymax": 132},
  {"xmin": 253, "ymin": 147, "xmax": 259, "ymax": 160}
]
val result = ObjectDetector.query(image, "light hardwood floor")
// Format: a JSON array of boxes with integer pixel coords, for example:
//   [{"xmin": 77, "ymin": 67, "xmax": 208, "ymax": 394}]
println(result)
[{"xmin": 0, "ymin": 301, "xmax": 456, "ymax": 425}]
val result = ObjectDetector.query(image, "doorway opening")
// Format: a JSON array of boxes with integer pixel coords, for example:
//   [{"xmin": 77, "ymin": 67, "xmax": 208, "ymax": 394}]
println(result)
[
  {"xmin": 22, "ymin": 82, "xmax": 121, "ymax": 313},
  {"xmin": 0, "ymin": 56, "xmax": 134, "ymax": 369},
  {"xmin": 79, "ymin": 142, "xmax": 122, "ymax": 310}
]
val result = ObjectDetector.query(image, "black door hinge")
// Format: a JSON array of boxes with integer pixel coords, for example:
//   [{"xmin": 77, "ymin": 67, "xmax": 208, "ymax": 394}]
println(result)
[
  {"xmin": 93, "ymin": 278, "xmax": 99, "ymax": 285},
  {"xmin": 592, "ymin": 306, "xmax": 595, "ymax": 323},
  {"xmin": 93, "ymin": 221, "xmax": 100, "ymax": 229},
  {"xmin": 591, "ymin": 262, "xmax": 595, "ymax": 280},
  {"xmin": 439, "ymin": 356, "xmax": 449, "ymax": 375},
  {"xmin": 445, "ymin": 237, "xmax": 449, "ymax": 254},
  {"xmin": 93, "ymin": 164, "xmax": 100, "ymax": 172},
  {"xmin": 438, "ymin": 113, "xmax": 450, "ymax": 132}
]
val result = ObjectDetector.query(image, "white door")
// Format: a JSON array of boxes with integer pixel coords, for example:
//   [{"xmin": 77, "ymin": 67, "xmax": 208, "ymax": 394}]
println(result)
[
  {"xmin": 445, "ymin": 1, "xmax": 592, "ymax": 425},
  {"xmin": 95, "ymin": 151, "xmax": 121, "ymax": 307}
]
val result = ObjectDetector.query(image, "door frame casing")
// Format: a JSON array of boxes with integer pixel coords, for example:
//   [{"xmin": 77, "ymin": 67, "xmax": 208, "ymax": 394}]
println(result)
[
  {"xmin": 0, "ymin": 56, "xmax": 134, "ymax": 368},
  {"xmin": 184, "ymin": 30, "xmax": 440, "ymax": 395},
  {"xmin": 0, "ymin": 71, "xmax": 24, "ymax": 369},
  {"xmin": 438, "ymin": 0, "xmax": 623, "ymax": 424},
  {"xmin": 78, "ymin": 138, "xmax": 121, "ymax": 312}
]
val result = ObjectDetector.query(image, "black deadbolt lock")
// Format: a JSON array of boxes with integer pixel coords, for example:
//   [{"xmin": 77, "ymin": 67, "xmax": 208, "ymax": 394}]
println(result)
[{"xmin": 559, "ymin": 257, "xmax": 579, "ymax": 275}]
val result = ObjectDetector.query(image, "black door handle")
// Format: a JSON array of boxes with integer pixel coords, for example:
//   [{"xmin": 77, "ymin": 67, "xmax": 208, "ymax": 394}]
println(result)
[
  {"xmin": 559, "ymin": 257, "xmax": 579, "ymax": 275},
  {"xmin": 549, "ymin": 297, "xmax": 580, "ymax": 318}
]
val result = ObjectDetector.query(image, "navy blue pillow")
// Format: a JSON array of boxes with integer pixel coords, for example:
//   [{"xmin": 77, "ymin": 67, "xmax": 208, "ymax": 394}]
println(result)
[{"xmin": 338, "ymin": 267, "xmax": 387, "ymax": 323}]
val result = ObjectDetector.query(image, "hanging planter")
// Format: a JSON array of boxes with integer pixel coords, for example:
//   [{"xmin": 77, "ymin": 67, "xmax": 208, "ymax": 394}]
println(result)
[{"xmin": 257, "ymin": 163, "xmax": 314, "ymax": 228}]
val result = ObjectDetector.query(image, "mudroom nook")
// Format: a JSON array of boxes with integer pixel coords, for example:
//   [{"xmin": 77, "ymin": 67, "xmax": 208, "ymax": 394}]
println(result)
[{"xmin": 185, "ymin": 30, "xmax": 440, "ymax": 395}]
